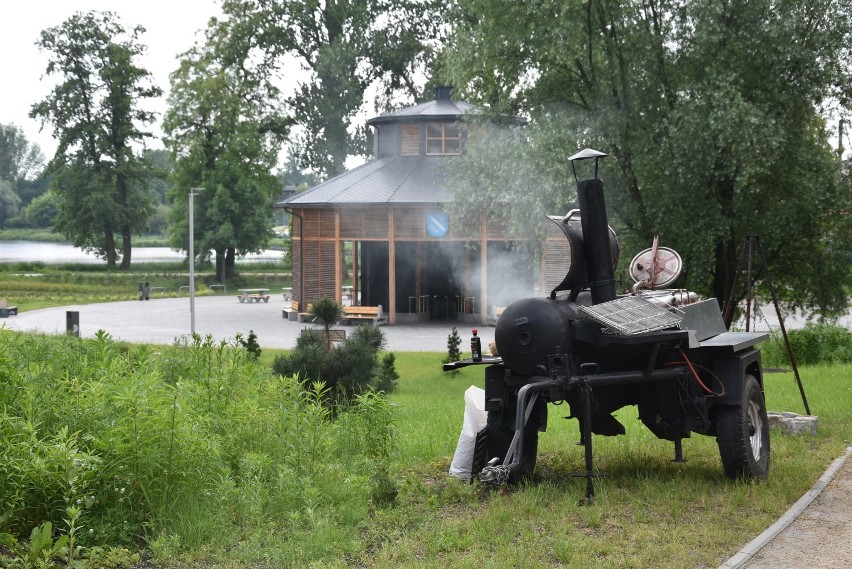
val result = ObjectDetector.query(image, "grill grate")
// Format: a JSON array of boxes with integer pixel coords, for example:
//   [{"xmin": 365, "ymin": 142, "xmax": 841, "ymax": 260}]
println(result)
[{"xmin": 577, "ymin": 295, "xmax": 684, "ymax": 335}]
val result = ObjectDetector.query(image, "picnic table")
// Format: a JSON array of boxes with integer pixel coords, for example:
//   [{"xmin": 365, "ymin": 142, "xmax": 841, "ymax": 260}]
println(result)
[{"xmin": 237, "ymin": 288, "xmax": 271, "ymax": 303}]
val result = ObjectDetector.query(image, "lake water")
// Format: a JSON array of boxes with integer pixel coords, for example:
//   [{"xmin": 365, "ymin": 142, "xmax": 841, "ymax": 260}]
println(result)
[{"xmin": 0, "ymin": 241, "xmax": 285, "ymax": 265}]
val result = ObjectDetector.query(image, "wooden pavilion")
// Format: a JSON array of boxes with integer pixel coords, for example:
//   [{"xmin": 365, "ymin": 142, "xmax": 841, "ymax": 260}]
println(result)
[{"xmin": 280, "ymin": 87, "xmax": 569, "ymax": 325}]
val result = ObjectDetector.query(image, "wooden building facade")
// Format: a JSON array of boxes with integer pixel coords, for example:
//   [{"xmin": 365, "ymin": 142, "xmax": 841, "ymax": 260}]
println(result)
[{"xmin": 281, "ymin": 88, "xmax": 570, "ymax": 325}]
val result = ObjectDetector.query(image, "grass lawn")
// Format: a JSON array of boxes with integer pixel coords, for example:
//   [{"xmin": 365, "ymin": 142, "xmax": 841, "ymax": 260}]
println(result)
[
  {"xmin": 0, "ymin": 262, "xmax": 291, "ymax": 312},
  {"xmin": 217, "ymin": 354, "xmax": 851, "ymax": 568},
  {"xmin": 353, "ymin": 359, "xmax": 849, "ymax": 569},
  {"xmin": 0, "ymin": 266, "xmax": 847, "ymax": 568}
]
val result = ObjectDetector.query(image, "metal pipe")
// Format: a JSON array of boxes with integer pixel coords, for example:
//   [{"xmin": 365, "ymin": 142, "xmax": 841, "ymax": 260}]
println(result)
[
  {"xmin": 581, "ymin": 366, "xmax": 689, "ymax": 387},
  {"xmin": 501, "ymin": 365, "xmax": 690, "ymax": 476},
  {"xmin": 189, "ymin": 187, "xmax": 204, "ymax": 335},
  {"xmin": 577, "ymin": 179, "xmax": 616, "ymax": 304},
  {"xmin": 504, "ymin": 379, "xmax": 561, "ymax": 473}
]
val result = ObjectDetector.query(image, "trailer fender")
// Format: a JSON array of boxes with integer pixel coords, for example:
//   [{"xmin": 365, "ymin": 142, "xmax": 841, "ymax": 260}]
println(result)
[{"xmin": 708, "ymin": 348, "xmax": 763, "ymax": 406}]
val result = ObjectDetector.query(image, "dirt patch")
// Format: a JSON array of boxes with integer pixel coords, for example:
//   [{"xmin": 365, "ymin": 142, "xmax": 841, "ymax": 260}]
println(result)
[{"xmin": 741, "ymin": 450, "xmax": 852, "ymax": 568}]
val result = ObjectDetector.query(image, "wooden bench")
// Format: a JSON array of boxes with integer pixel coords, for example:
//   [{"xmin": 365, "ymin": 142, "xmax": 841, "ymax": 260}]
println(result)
[
  {"xmin": 283, "ymin": 299, "xmax": 300, "ymax": 318},
  {"xmin": 297, "ymin": 302, "xmax": 315, "ymax": 323},
  {"xmin": 237, "ymin": 293, "xmax": 270, "ymax": 303},
  {"xmin": 0, "ymin": 299, "xmax": 18, "ymax": 318},
  {"xmin": 283, "ymin": 299, "xmax": 312, "ymax": 320},
  {"xmin": 341, "ymin": 305, "xmax": 386, "ymax": 326}
]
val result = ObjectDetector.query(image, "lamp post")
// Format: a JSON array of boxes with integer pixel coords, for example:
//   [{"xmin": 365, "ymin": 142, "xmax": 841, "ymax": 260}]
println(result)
[{"xmin": 189, "ymin": 187, "xmax": 204, "ymax": 335}]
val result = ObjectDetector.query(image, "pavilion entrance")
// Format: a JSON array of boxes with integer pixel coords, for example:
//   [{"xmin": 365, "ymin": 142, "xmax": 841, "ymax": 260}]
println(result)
[{"xmin": 355, "ymin": 240, "xmax": 533, "ymax": 323}]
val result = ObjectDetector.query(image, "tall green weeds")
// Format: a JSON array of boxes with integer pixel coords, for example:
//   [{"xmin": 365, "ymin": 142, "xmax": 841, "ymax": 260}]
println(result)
[{"xmin": 0, "ymin": 330, "xmax": 397, "ymax": 565}]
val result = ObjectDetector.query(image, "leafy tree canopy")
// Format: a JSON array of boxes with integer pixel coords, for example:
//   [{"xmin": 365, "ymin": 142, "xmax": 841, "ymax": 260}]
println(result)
[
  {"xmin": 220, "ymin": 0, "xmax": 442, "ymax": 180},
  {"xmin": 164, "ymin": 13, "xmax": 290, "ymax": 281},
  {"xmin": 440, "ymin": 0, "xmax": 852, "ymax": 317}
]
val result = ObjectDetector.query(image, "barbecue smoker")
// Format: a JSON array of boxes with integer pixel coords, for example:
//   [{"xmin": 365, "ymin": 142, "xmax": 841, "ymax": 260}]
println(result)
[{"xmin": 444, "ymin": 149, "xmax": 770, "ymax": 499}]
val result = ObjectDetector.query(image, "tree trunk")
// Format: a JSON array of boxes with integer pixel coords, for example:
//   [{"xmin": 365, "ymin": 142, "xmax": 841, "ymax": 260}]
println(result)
[
  {"xmin": 117, "ymin": 171, "xmax": 131, "ymax": 270},
  {"xmin": 226, "ymin": 247, "xmax": 236, "ymax": 278},
  {"xmin": 120, "ymin": 229, "xmax": 132, "ymax": 270},
  {"xmin": 215, "ymin": 249, "xmax": 225, "ymax": 282},
  {"xmin": 713, "ymin": 178, "xmax": 739, "ymax": 326},
  {"xmin": 104, "ymin": 231, "xmax": 117, "ymax": 268},
  {"xmin": 714, "ymin": 229, "xmax": 740, "ymax": 328}
]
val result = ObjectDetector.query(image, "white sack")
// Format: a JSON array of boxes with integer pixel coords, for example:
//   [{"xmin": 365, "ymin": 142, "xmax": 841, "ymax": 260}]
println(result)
[{"xmin": 448, "ymin": 385, "xmax": 487, "ymax": 479}]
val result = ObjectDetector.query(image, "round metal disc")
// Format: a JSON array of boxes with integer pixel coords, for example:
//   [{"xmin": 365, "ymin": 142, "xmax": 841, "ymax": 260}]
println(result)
[{"xmin": 629, "ymin": 246, "xmax": 683, "ymax": 288}]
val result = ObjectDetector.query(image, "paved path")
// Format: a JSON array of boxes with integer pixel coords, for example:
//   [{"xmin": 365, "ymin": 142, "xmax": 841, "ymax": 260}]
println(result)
[
  {"xmin": 0, "ymin": 295, "xmax": 476, "ymax": 352},
  {"xmin": 720, "ymin": 446, "xmax": 852, "ymax": 569}
]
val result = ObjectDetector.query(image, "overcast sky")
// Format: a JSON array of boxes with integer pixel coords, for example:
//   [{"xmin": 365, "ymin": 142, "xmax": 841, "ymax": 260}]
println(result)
[{"xmin": 1, "ymin": 0, "xmax": 223, "ymax": 162}]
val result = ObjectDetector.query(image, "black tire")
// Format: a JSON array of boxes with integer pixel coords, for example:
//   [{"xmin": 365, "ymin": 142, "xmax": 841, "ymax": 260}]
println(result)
[{"xmin": 716, "ymin": 374, "xmax": 770, "ymax": 480}]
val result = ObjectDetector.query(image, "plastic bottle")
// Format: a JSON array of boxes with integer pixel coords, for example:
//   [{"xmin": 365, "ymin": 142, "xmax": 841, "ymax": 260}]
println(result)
[{"xmin": 471, "ymin": 329, "xmax": 482, "ymax": 362}]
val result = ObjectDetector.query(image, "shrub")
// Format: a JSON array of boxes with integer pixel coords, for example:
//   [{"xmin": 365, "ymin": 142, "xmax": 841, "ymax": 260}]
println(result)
[
  {"xmin": 272, "ymin": 324, "xmax": 398, "ymax": 403},
  {"xmin": 760, "ymin": 322, "xmax": 852, "ymax": 367},
  {"xmin": 236, "ymin": 329, "xmax": 262, "ymax": 359},
  {"xmin": 444, "ymin": 327, "xmax": 462, "ymax": 372}
]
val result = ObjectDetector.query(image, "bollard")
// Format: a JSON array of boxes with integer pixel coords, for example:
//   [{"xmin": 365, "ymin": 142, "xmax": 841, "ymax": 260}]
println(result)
[
  {"xmin": 138, "ymin": 281, "xmax": 150, "ymax": 301},
  {"xmin": 66, "ymin": 311, "xmax": 80, "ymax": 337}
]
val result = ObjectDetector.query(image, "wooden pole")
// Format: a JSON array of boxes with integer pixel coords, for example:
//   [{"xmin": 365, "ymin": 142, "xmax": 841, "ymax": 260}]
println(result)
[
  {"xmin": 388, "ymin": 208, "xmax": 396, "ymax": 325},
  {"xmin": 353, "ymin": 241, "xmax": 359, "ymax": 306},
  {"xmin": 334, "ymin": 210, "xmax": 342, "ymax": 305}
]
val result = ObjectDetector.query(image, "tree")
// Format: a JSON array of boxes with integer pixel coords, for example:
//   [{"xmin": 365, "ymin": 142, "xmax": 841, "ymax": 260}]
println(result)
[
  {"xmin": 309, "ymin": 297, "xmax": 344, "ymax": 350},
  {"xmin": 0, "ymin": 124, "xmax": 45, "ymax": 199},
  {"xmin": 220, "ymin": 0, "xmax": 441, "ymax": 179},
  {"xmin": 163, "ymin": 14, "xmax": 289, "ymax": 281},
  {"xmin": 30, "ymin": 11, "xmax": 161, "ymax": 269},
  {"xmin": 0, "ymin": 124, "xmax": 48, "ymax": 214},
  {"xmin": 440, "ymin": 0, "xmax": 852, "ymax": 317},
  {"xmin": 276, "ymin": 145, "xmax": 319, "ymax": 188},
  {"xmin": 444, "ymin": 326, "xmax": 462, "ymax": 374},
  {"xmin": 0, "ymin": 179, "xmax": 21, "ymax": 229},
  {"xmin": 24, "ymin": 190, "xmax": 60, "ymax": 229},
  {"xmin": 142, "ymin": 149, "xmax": 172, "ymax": 205}
]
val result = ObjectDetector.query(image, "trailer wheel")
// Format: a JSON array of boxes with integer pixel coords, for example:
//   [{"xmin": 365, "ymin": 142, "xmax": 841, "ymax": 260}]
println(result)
[{"xmin": 715, "ymin": 374, "xmax": 770, "ymax": 480}]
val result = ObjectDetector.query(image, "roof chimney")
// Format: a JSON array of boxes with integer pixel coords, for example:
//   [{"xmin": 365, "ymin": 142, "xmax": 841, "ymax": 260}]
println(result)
[{"xmin": 435, "ymin": 85, "xmax": 453, "ymax": 101}]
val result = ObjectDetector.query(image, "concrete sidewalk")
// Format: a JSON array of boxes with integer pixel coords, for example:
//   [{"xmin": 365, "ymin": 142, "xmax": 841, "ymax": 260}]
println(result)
[
  {"xmin": 722, "ymin": 446, "xmax": 852, "ymax": 569},
  {"xmin": 0, "ymin": 295, "xmax": 481, "ymax": 352}
]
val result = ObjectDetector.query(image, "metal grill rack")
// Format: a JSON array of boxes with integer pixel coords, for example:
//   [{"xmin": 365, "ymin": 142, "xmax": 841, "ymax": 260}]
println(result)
[{"xmin": 577, "ymin": 295, "xmax": 684, "ymax": 335}]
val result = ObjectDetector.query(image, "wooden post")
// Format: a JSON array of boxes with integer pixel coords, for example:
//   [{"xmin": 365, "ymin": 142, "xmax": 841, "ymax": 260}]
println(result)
[
  {"xmin": 416, "ymin": 242, "xmax": 423, "ymax": 307},
  {"xmin": 353, "ymin": 241, "xmax": 359, "ymax": 306},
  {"xmin": 480, "ymin": 213, "xmax": 488, "ymax": 325},
  {"xmin": 388, "ymin": 208, "xmax": 396, "ymax": 325},
  {"xmin": 334, "ymin": 210, "xmax": 342, "ymax": 305}
]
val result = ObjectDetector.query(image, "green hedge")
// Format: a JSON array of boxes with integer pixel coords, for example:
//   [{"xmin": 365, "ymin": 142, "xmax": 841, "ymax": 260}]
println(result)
[{"xmin": 760, "ymin": 322, "xmax": 852, "ymax": 367}]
